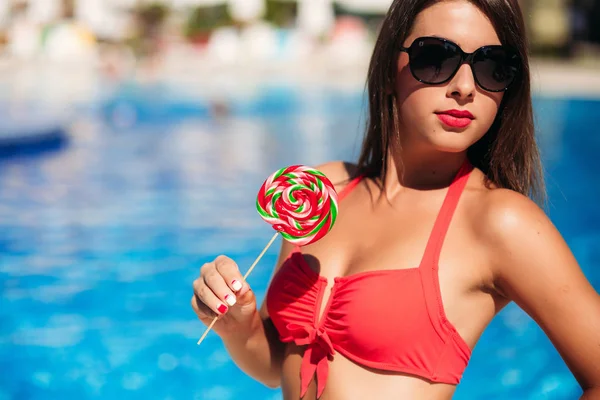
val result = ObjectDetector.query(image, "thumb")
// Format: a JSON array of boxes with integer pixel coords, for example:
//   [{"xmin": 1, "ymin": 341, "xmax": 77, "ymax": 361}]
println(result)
[
  {"xmin": 228, "ymin": 286, "xmax": 257, "ymax": 323},
  {"xmin": 227, "ymin": 282, "xmax": 256, "ymax": 320},
  {"xmin": 235, "ymin": 284, "xmax": 256, "ymax": 307}
]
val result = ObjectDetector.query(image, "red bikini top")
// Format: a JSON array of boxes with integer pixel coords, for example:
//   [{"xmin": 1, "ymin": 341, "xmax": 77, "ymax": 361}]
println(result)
[{"xmin": 266, "ymin": 161, "xmax": 474, "ymax": 398}]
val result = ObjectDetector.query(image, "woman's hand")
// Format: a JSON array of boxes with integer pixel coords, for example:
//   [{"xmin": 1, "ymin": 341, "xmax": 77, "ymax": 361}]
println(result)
[{"xmin": 191, "ymin": 255, "xmax": 257, "ymax": 338}]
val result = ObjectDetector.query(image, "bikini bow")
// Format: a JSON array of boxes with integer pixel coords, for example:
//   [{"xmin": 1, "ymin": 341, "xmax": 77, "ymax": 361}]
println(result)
[{"xmin": 283, "ymin": 322, "xmax": 335, "ymax": 399}]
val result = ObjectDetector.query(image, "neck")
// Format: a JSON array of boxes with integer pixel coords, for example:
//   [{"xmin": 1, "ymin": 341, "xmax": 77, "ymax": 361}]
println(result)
[{"xmin": 382, "ymin": 145, "xmax": 468, "ymax": 193}]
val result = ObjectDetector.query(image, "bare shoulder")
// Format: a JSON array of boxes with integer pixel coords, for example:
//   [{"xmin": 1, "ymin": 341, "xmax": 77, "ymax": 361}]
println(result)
[
  {"xmin": 314, "ymin": 160, "xmax": 359, "ymax": 191},
  {"xmin": 464, "ymin": 170, "xmax": 567, "ymax": 289},
  {"xmin": 475, "ymin": 185, "xmax": 549, "ymax": 243},
  {"xmin": 462, "ymin": 168, "xmax": 544, "ymax": 235},
  {"xmin": 465, "ymin": 170, "xmax": 550, "ymax": 249}
]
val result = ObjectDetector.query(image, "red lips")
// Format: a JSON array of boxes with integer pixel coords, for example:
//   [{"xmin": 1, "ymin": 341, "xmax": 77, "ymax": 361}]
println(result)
[
  {"xmin": 436, "ymin": 109, "xmax": 474, "ymax": 119},
  {"xmin": 435, "ymin": 109, "xmax": 474, "ymax": 128}
]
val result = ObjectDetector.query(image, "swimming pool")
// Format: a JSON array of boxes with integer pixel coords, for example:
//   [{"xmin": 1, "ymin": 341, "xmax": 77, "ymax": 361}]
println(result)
[{"xmin": 0, "ymin": 84, "xmax": 598, "ymax": 399}]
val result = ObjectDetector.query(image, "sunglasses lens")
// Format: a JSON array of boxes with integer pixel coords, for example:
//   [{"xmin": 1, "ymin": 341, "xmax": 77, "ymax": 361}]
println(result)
[
  {"xmin": 409, "ymin": 38, "xmax": 461, "ymax": 84},
  {"xmin": 473, "ymin": 47, "xmax": 520, "ymax": 91}
]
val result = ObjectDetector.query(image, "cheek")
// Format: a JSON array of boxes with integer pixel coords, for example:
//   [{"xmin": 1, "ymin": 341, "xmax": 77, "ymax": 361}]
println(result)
[
  {"xmin": 394, "ymin": 58, "xmax": 437, "ymax": 120},
  {"xmin": 397, "ymin": 89, "xmax": 439, "ymax": 122},
  {"xmin": 394, "ymin": 54, "xmax": 419, "ymax": 98},
  {"xmin": 395, "ymin": 82, "xmax": 445, "ymax": 127}
]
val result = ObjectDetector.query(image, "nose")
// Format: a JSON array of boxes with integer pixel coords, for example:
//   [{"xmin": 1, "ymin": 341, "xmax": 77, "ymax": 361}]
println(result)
[{"xmin": 447, "ymin": 63, "xmax": 476, "ymax": 100}]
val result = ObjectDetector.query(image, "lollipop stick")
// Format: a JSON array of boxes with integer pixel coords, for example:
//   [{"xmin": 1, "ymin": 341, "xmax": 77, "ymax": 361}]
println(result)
[
  {"xmin": 197, "ymin": 232, "xmax": 279, "ymax": 345},
  {"xmin": 196, "ymin": 315, "xmax": 218, "ymax": 345},
  {"xmin": 241, "ymin": 232, "xmax": 279, "ymax": 281}
]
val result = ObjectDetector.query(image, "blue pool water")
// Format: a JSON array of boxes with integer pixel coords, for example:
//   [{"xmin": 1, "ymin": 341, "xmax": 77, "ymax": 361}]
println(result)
[{"xmin": 0, "ymin": 85, "xmax": 598, "ymax": 400}]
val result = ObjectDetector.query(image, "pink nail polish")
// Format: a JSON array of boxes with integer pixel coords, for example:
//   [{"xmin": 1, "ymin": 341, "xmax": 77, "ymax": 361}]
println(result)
[{"xmin": 217, "ymin": 304, "xmax": 228, "ymax": 314}]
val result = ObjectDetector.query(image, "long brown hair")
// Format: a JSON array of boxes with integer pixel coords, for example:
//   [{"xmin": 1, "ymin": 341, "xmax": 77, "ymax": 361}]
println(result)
[{"xmin": 355, "ymin": 0, "xmax": 545, "ymax": 204}]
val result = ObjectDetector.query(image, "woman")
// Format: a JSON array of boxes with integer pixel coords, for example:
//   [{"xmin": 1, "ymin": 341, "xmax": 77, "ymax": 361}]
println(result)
[{"xmin": 191, "ymin": 0, "xmax": 600, "ymax": 398}]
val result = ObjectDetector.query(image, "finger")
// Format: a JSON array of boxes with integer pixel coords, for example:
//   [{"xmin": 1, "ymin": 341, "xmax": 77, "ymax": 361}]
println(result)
[
  {"xmin": 191, "ymin": 294, "xmax": 216, "ymax": 320},
  {"xmin": 214, "ymin": 255, "xmax": 247, "ymax": 294},
  {"xmin": 203, "ymin": 267, "xmax": 238, "ymax": 308},
  {"xmin": 192, "ymin": 278, "xmax": 230, "ymax": 316}
]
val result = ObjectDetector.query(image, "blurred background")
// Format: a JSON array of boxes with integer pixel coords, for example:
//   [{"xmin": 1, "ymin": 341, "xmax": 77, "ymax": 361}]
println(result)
[{"xmin": 0, "ymin": 0, "xmax": 598, "ymax": 399}]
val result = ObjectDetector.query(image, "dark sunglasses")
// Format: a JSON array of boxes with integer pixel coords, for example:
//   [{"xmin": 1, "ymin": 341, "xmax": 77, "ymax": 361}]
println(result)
[{"xmin": 399, "ymin": 36, "xmax": 521, "ymax": 92}]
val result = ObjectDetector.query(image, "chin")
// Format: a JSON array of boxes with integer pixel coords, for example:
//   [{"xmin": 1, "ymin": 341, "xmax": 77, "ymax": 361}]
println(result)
[
  {"xmin": 428, "ymin": 128, "xmax": 486, "ymax": 153},
  {"xmin": 430, "ymin": 142, "xmax": 470, "ymax": 153},
  {"xmin": 417, "ymin": 132, "xmax": 475, "ymax": 154}
]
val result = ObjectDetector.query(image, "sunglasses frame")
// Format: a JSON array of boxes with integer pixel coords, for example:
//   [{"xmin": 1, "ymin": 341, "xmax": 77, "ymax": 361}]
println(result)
[{"xmin": 398, "ymin": 36, "xmax": 521, "ymax": 92}]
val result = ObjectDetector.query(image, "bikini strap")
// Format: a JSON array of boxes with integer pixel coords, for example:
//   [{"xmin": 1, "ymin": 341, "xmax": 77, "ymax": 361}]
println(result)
[
  {"xmin": 336, "ymin": 175, "xmax": 363, "ymax": 202},
  {"xmin": 419, "ymin": 159, "xmax": 474, "ymax": 359},
  {"xmin": 421, "ymin": 160, "xmax": 473, "ymax": 265}
]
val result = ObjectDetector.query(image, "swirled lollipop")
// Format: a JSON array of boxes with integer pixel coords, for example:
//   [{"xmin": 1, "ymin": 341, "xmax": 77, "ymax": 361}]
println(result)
[
  {"xmin": 256, "ymin": 165, "xmax": 338, "ymax": 246},
  {"xmin": 197, "ymin": 165, "xmax": 338, "ymax": 345}
]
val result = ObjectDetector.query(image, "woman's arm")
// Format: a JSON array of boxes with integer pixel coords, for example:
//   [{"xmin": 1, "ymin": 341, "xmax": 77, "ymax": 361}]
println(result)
[
  {"xmin": 483, "ymin": 189, "xmax": 600, "ymax": 396},
  {"xmin": 218, "ymin": 238, "xmax": 295, "ymax": 388}
]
